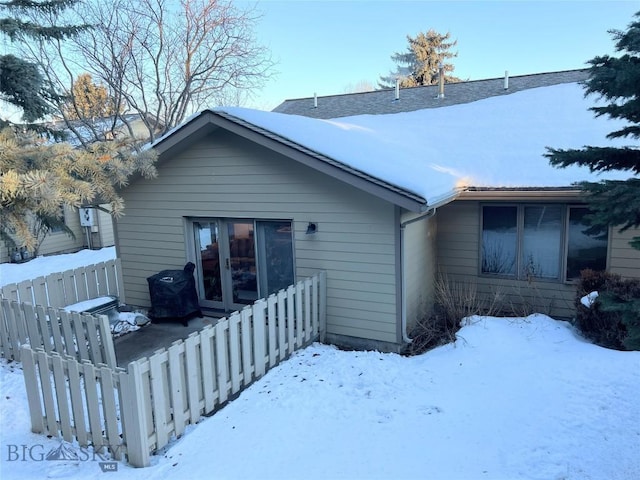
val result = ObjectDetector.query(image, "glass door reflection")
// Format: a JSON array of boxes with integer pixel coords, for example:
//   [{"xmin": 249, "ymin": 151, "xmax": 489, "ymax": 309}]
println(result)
[
  {"xmin": 227, "ymin": 221, "xmax": 258, "ymax": 307},
  {"xmin": 195, "ymin": 221, "xmax": 223, "ymax": 306}
]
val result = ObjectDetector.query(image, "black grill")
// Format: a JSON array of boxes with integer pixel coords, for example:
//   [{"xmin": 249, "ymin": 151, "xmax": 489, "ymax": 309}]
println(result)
[{"xmin": 147, "ymin": 262, "xmax": 202, "ymax": 326}]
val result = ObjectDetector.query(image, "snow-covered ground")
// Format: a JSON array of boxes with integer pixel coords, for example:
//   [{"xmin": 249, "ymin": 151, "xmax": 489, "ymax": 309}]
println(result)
[
  {"xmin": 1, "ymin": 249, "xmax": 639, "ymax": 480},
  {"xmin": 0, "ymin": 247, "xmax": 117, "ymax": 287}
]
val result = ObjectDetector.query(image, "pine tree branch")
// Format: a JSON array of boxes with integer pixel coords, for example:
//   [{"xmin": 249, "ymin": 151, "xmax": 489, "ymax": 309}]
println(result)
[
  {"xmin": 545, "ymin": 146, "xmax": 640, "ymax": 174},
  {"xmin": 0, "ymin": 18, "xmax": 86, "ymax": 40},
  {"xmin": 579, "ymin": 178, "xmax": 640, "ymax": 233}
]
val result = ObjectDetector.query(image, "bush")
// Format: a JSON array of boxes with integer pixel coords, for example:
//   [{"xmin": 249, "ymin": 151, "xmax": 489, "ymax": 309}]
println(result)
[
  {"xmin": 403, "ymin": 276, "xmax": 502, "ymax": 356},
  {"xmin": 575, "ymin": 269, "xmax": 640, "ymax": 350}
]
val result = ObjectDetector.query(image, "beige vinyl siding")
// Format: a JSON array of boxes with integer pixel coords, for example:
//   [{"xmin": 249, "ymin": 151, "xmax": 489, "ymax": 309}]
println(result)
[
  {"xmin": 401, "ymin": 212, "xmax": 437, "ymax": 332},
  {"xmin": 436, "ymin": 200, "xmax": 577, "ymax": 318},
  {"xmin": 0, "ymin": 241, "xmax": 13, "ymax": 263},
  {"xmin": 117, "ymin": 130, "xmax": 399, "ymax": 344},
  {"xmin": 609, "ymin": 226, "xmax": 640, "ymax": 279},
  {"xmin": 94, "ymin": 206, "xmax": 115, "ymax": 248},
  {"xmin": 1, "ymin": 205, "xmax": 85, "ymax": 263}
]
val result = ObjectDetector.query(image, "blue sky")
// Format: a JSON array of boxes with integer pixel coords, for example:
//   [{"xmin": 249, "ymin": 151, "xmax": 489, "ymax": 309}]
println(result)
[{"xmin": 244, "ymin": 0, "xmax": 640, "ymax": 110}]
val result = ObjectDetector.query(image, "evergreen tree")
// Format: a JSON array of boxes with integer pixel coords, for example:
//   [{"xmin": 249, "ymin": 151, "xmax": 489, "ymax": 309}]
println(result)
[
  {"xmin": 62, "ymin": 73, "xmax": 116, "ymax": 121},
  {"xmin": 0, "ymin": 0, "xmax": 87, "ymax": 132},
  {"xmin": 545, "ymin": 11, "xmax": 640, "ymax": 250},
  {"xmin": 379, "ymin": 30, "xmax": 461, "ymax": 89},
  {"xmin": 0, "ymin": 0, "xmax": 157, "ymax": 253},
  {"xmin": 0, "ymin": 128, "xmax": 157, "ymax": 253}
]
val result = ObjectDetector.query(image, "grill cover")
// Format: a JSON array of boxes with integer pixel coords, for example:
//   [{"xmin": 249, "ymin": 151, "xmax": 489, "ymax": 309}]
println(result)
[{"xmin": 147, "ymin": 262, "xmax": 202, "ymax": 325}]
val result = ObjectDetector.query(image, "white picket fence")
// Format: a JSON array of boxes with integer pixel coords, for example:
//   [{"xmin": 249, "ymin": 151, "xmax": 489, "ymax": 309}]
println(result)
[
  {"xmin": 0, "ymin": 259, "xmax": 121, "ymax": 368},
  {"xmin": 0, "ymin": 259, "xmax": 124, "ymax": 308},
  {"xmin": 0, "ymin": 299, "xmax": 117, "ymax": 368},
  {"xmin": 21, "ymin": 348, "xmax": 127, "ymax": 458},
  {"xmin": 21, "ymin": 271, "xmax": 327, "ymax": 467}
]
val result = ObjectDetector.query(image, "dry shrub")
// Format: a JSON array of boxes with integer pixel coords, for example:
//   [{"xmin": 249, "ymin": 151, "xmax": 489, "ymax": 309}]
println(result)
[
  {"xmin": 404, "ymin": 275, "xmax": 502, "ymax": 356},
  {"xmin": 505, "ymin": 276, "xmax": 557, "ymax": 318}
]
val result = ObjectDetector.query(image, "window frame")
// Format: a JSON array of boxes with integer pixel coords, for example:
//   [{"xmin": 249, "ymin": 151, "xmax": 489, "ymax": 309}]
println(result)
[{"xmin": 479, "ymin": 203, "xmax": 609, "ymax": 283}]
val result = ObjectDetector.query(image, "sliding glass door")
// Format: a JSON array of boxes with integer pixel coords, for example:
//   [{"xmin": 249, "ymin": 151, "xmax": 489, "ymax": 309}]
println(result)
[
  {"xmin": 193, "ymin": 219, "xmax": 294, "ymax": 312},
  {"xmin": 194, "ymin": 221, "xmax": 224, "ymax": 309},
  {"xmin": 227, "ymin": 220, "xmax": 259, "ymax": 307},
  {"xmin": 257, "ymin": 221, "xmax": 295, "ymax": 296}
]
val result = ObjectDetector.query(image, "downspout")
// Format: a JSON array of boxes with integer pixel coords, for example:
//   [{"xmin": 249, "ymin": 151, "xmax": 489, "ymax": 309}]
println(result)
[{"xmin": 399, "ymin": 207, "xmax": 437, "ymax": 343}]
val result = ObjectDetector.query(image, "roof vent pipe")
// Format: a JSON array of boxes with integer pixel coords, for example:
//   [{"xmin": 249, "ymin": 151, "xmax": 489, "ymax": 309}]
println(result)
[
  {"xmin": 504, "ymin": 71, "xmax": 509, "ymax": 90},
  {"xmin": 438, "ymin": 62, "xmax": 445, "ymax": 99},
  {"xmin": 395, "ymin": 78, "xmax": 400, "ymax": 100},
  {"xmin": 313, "ymin": 93, "xmax": 318, "ymax": 108}
]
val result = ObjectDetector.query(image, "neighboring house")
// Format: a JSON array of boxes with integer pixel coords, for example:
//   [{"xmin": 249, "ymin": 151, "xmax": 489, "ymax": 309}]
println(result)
[
  {"xmin": 0, "ymin": 114, "xmax": 159, "ymax": 264},
  {"xmin": 1, "ymin": 205, "xmax": 115, "ymax": 264},
  {"xmin": 47, "ymin": 113, "xmax": 161, "ymax": 146},
  {"xmin": 114, "ymin": 70, "xmax": 640, "ymax": 352},
  {"xmin": 272, "ymin": 69, "xmax": 589, "ymax": 118}
]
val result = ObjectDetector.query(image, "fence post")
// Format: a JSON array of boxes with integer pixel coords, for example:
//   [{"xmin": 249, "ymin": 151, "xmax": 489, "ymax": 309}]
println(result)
[
  {"xmin": 121, "ymin": 361, "xmax": 150, "ymax": 467},
  {"xmin": 0, "ymin": 283, "xmax": 20, "ymax": 303},
  {"xmin": 240, "ymin": 308, "xmax": 253, "ymax": 386},
  {"xmin": 23, "ymin": 303, "xmax": 42, "ymax": 352},
  {"xmin": 319, "ymin": 271, "xmax": 327, "ymax": 343},
  {"xmin": 45, "ymin": 272, "xmax": 66, "ymax": 308},
  {"xmin": 114, "ymin": 259, "xmax": 126, "ymax": 304},
  {"xmin": 20, "ymin": 345, "xmax": 45, "ymax": 434},
  {"xmin": 0, "ymin": 299, "xmax": 20, "ymax": 361},
  {"xmin": 97, "ymin": 314, "xmax": 117, "ymax": 369},
  {"xmin": 295, "ymin": 281, "xmax": 304, "ymax": 348},
  {"xmin": 304, "ymin": 278, "xmax": 312, "ymax": 342},
  {"xmin": 253, "ymin": 300, "xmax": 266, "ymax": 378},
  {"xmin": 11, "ymin": 301, "xmax": 28, "ymax": 347},
  {"xmin": 286, "ymin": 285, "xmax": 295, "ymax": 355}
]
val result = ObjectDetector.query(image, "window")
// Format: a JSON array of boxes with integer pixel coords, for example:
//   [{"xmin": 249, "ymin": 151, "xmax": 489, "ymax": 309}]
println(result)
[
  {"xmin": 522, "ymin": 206, "xmax": 562, "ymax": 279},
  {"xmin": 50, "ymin": 205, "xmax": 67, "ymax": 234},
  {"xmin": 481, "ymin": 204, "xmax": 608, "ymax": 282},
  {"xmin": 482, "ymin": 206, "xmax": 517, "ymax": 275},
  {"xmin": 566, "ymin": 207, "xmax": 608, "ymax": 279}
]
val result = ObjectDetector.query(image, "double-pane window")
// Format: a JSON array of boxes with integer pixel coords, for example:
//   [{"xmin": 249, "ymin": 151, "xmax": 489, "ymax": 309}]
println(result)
[
  {"xmin": 522, "ymin": 206, "xmax": 562, "ymax": 279},
  {"xmin": 481, "ymin": 206, "xmax": 517, "ymax": 275},
  {"xmin": 566, "ymin": 208, "xmax": 608, "ymax": 279},
  {"xmin": 481, "ymin": 205, "xmax": 607, "ymax": 281}
]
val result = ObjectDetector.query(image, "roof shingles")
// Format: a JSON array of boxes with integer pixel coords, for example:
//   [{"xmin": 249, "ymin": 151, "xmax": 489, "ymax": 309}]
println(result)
[{"xmin": 273, "ymin": 69, "xmax": 589, "ymax": 119}]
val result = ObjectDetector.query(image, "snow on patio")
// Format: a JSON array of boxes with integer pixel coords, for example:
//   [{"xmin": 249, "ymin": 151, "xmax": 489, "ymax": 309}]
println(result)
[{"xmin": 1, "ymin": 251, "xmax": 639, "ymax": 480}]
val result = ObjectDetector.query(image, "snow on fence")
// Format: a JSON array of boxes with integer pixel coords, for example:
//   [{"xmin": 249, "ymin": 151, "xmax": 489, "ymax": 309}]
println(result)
[
  {"xmin": 21, "ymin": 271, "xmax": 327, "ymax": 468},
  {"xmin": 0, "ymin": 259, "xmax": 124, "ymax": 309},
  {"xmin": 0, "ymin": 300, "xmax": 117, "ymax": 368}
]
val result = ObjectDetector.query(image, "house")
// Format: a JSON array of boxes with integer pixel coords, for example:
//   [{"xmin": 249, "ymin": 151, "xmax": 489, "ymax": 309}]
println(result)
[
  {"xmin": 114, "ymin": 70, "xmax": 640, "ymax": 353},
  {"xmin": 0, "ymin": 205, "xmax": 114, "ymax": 264},
  {"xmin": 47, "ymin": 113, "xmax": 162, "ymax": 146},
  {"xmin": 0, "ymin": 114, "xmax": 162, "ymax": 264},
  {"xmin": 272, "ymin": 69, "xmax": 589, "ymax": 118}
]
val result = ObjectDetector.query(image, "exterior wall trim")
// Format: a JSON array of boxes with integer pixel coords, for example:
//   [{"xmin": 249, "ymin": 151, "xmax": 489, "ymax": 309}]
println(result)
[
  {"xmin": 394, "ymin": 206, "xmax": 403, "ymax": 345},
  {"xmin": 459, "ymin": 189, "xmax": 583, "ymax": 201}
]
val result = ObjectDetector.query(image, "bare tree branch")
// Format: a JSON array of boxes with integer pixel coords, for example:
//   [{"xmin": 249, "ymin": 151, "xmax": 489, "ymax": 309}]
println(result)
[{"xmin": 14, "ymin": 0, "xmax": 273, "ymax": 143}]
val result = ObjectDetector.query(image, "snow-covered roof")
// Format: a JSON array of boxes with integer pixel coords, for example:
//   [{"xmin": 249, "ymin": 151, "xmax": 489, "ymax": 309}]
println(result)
[
  {"xmin": 152, "ymin": 81, "xmax": 634, "ymax": 209},
  {"xmin": 48, "ymin": 113, "xmax": 157, "ymax": 146}
]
